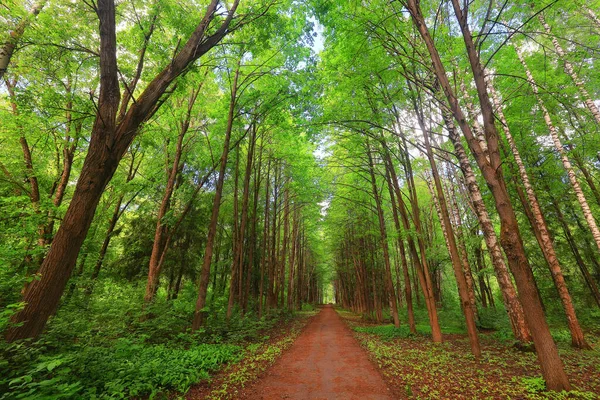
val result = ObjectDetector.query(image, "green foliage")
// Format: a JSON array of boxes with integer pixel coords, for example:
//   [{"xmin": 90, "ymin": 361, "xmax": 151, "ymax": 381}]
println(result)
[
  {"xmin": 521, "ymin": 376, "xmax": 547, "ymax": 394},
  {"xmin": 353, "ymin": 324, "xmax": 415, "ymax": 340},
  {"xmin": 1, "ymin": 338, "xmax": 240, "ymax": 399},
  {"xmin": 0, "ymin": 281, "xmax": 302, "ymax": 399}
]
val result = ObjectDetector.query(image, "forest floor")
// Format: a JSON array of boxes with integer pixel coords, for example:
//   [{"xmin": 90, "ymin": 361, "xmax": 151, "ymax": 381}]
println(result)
[{"xmin": 339, "ymin": 309, "xmax": 600, "ymax": 400}]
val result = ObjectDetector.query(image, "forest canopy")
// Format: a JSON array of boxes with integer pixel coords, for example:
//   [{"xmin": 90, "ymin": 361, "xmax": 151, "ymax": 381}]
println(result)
[{"xmin": 1, "ymin": 0, "xmax": 600, "ymax": 398}]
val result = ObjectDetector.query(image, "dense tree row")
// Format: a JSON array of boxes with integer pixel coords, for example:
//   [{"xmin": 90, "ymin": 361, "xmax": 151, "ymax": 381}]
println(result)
[
  {"xmin": 0, "ymin": 0, "xmax": 326, "ymax": 346},
  {"xmin": 1, "ymin": 0, "xmax": 600, "ymax": 396},
  {"xmin": 318, "ymin": 0, "xmax": 600, "ymax": 391}
]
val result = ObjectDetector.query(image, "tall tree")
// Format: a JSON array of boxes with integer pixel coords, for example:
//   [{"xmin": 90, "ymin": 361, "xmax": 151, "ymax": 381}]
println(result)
[{"xmin": 5, "ymin": 0, "xmax": 241, "ymax": 341}]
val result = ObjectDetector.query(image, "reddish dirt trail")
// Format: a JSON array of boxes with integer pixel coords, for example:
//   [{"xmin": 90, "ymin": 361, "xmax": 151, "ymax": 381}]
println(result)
[{"xmin": 244, "ymin": 305, "xmax": 393, "ymax": 400}]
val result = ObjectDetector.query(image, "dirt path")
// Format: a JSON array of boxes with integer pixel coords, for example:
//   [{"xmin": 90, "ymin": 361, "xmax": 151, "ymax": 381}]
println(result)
[{"xmin": 243, "ymin": 305, "xmax": 393, "ymax": 400}]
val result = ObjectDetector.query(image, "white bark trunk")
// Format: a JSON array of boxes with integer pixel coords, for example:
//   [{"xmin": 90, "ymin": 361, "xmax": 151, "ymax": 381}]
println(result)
[
  {"xmin": 516, "ymin": 46, "xmax": 600, "ymax": 254},
  {"xmin": 539, "ymin": 13, "xmax": 600, "ymax": 124}
]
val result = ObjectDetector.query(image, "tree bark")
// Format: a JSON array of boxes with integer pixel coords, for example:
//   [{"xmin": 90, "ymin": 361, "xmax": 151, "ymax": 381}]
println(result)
[
  {"xmin": 0, "ymin": 1, "xmax": 46, "ymax": 79},
  {"xmin": 538, "ymin": 13, "xmax": 600, "ymax": 124},
  {"xmin": 391, "ymin": 134, "xmax": 442, "ymax": 342},
  {"xmin": 417, "ymin": 120, "xmax": 480, "ymax": 356},
  {"xmin": 383, "ymin": 155, "xmax": 416, "ymax": 334},
  {"xmin": 443, "ymin": 112, "xmax": 530, "ymax": 341},
  {"xmin": 192, "ymin": 62, "xmax": 240, "ymax": 330},
  {"xmin": 259, "ymin": 157, "xmax": 271, "ymax": 318},
  {"xmin": 144, "ymin": 95, "xmax": 195, "ymax": 302},
  {"xmin": 6, "ymin": 0, "xmax": 240, "ymax": 342},
  {"xmin": 549, "ymin": 197, "xmax": 600, "ymax": 308},
  {"xmin": 403, "ymin": 0, "xmax": 570, "ymax": 389},
  {"xmin": 227, "ymin": 123, "xmax": 257, "ymax": 318},
  {"xmin": 366, "ymin": 140, "xmax": 400, "ymax": 328},
  {"xmin": 515, "ymin": 48, "xmax": 600, "ymax": 255}
]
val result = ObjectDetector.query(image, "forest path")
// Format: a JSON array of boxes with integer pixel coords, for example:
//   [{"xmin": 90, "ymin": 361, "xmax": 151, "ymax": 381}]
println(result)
[{"xmin": 244, "ymin": 305, "xmax": 393, "ymax": 400}]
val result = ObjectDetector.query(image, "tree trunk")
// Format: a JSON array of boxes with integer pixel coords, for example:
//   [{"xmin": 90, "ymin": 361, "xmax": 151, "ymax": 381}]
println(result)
[
  {"xmin": 417, "ymin": 116, "xmax": 480, "ymax": 356},
  {"xmin": 538, "ymin": 13, "xmax": 600, "ymax": 124},
  {"xmin": 0, "ymin": 1, "xmax": 46, "ymax": 79},
  {"xmin": 192, "ymin": 63, "xmax": 240, "ymax": 330},
  {"xmin": 383, "ymin": 155, "xmax": 416, "ymax": 334},
  {"xmin": 367, "ymin": 140, "xmax": 400, "ymax": 328},
  {"xmin": 227, "ymin": 123, "xmax": 257, "ymax": 318},
  {"xmin": 145, "ymin": 122, "xmax": 188, "ymax": 302},
  {"xmin": 394, "ymin": 135, "xmax": 442, "ymax": 342},
  {"xmin": 259, "ymin": 157, "xmax": 271, "ymax": 318},
  {"xmin": 404, "ymin": 0, "xmax": 570, "ymax": 389},
  {"xmin": 6, "ymin": 0, "xmax": 240, "ymax": 342},
  {"xmin": 549, "ymin": 197, "xmax": 600, "ymax": 308}
]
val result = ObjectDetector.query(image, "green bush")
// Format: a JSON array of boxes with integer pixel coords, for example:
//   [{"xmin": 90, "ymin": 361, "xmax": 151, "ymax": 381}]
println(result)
[
  {"xmin": 0, "ymin": 281, "xmax": 295, "ymax": 399},
  {"xmin": 1, "ymin": 338, "xmax": 241, "ymax": 399}
]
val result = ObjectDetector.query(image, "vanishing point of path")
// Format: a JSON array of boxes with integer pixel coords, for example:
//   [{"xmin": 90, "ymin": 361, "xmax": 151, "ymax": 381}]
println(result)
[{"xmin": 245, "ymin": 305, "xmax": 393, "ymax": 400}]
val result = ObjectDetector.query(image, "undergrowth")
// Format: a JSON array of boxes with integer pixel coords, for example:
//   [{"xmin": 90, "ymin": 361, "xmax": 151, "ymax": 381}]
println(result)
[
  {"xmin": 339, "ymin": 307, "xmax": 600, "ymax": 399},
  {"xmin": 0, "ymin": 280, "xmax": 306, "ymax": 399}
]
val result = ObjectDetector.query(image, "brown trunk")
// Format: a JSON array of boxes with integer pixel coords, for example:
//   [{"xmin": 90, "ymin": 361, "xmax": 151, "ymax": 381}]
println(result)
[
  {"xmin": 227, "ymin": 123, "xmax": 257, "ymax": 318},
  {"xmin": 90, "ymin": 194, "xmax": 122, "ymax": 283},
  {"xmin": 404, "ymin": 0, "xmax": 570, "ymax": 389},
  {"xmin": 278, "ymin": 184, "xmax": 290, "ymax": 308},
  {"xmin": 403, "ymin": 141, "xmax": 444, "ymax": 341},
  {"xmin": 6, "ymin": 0, "xmax": 240, "ymax": 341},
  {"xmin": 0, "ymin": 1, "xmax": 46, "ymax": 79},
  {"xmin": 287, "ymin": 206, "xmax": 299, "ymax": 310},
  {"xmin": 145, "ymin": 130, "xmax": 186, "ymax": 301},
  {"xmin": 244, "ymin": 137, "xmax": 263, "ymax": 314},
  {"xmin": 268, "ymin": 164, "xmax": 280, "ymax": 310},
  {"xmin": 366, "ymin": 141, "xmax": 400, "ymax": 328},
  {"xmin": 192, "ymin": 63, "xmax": 240, "ymax": 330},
  {"xmin": 259, "ymin": 157, "xmax": 271, "ymax": 318},
  {"xmin": 417, "ymin": 111, "xmax": 480, "ymax": 356},
  {"xmin": 386, "ymin": 137, "xmax": 442, "ymax": 341},
  {"xmin": 6, "ymin": 82, "xmax": 43, "ymax": 248},
  {"xmin": 383, "ymin": 155, "xmax": 416, "ymax": 333},
  {"xmin": 446, "ymin": 175, "xmax": 478, "ymax": 315}
]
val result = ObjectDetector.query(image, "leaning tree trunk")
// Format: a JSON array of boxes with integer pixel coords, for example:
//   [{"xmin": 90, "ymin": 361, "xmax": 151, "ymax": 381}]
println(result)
[
  {"xmin": 192, "ymin": 63, "xmax": 240, "ymax": 330},
  {"xmin": 442, "ymin": 111, "xmax": 531, "ymax": 343},
  {"xmin": 549, "ymin": 196, "xmax": 600, "ymax": 308},
  {"xmin": 582, "ymin": 5, "xmax": 600, "ymax": 33},
  {"xmin": 538, "ymin": 13, "xmax": 600, "ymax": 124},
  {"xmin": 444, "ymin": 173, "xmax": 478, "ymax": 316},
  {"xmin": 404, "ymin": 0, "xmax": 570, "ymax": 390},
  {"xmin": 516, "ymin": 46, "xmax": 600, "ymax": 252},
  {"xmin": 0, "ymin": 1, "xmax": 46, "ymax": 80},
  {"xmin": 383, "ymin": 153, "xmax": 417, "ymax": 334},
  {"xmin": 145, "ymin": 123, "xmax": 187, "ymax": 302},
  {"xmin": 487, "ymin": 72, "xmax": 590, "ymax": 349},
  {"xmin": 5, "ymin": 0, "xmax": 240, "ymax": 342},
  {"xmin": 417, "ymin": 117, "xmax": 480, "ymax": 357},
  {"xmin": 395, "ymin": 134, "xmax": 443, "ymax": 342},
  {"xmin": 366, "ymin": 140, "xmax": 400, "ymax": 328}
]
